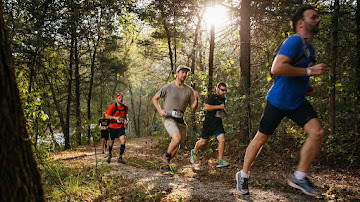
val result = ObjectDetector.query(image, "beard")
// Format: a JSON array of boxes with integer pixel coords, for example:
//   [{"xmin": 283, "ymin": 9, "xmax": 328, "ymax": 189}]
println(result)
[{"xmin": 311, "ymin": 24, "xmax": 319, "ymax": 35}]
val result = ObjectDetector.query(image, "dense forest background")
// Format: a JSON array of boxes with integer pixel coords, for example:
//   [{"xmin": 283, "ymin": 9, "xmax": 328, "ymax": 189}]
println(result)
[{"xmin": 3, "ymin": 0, "xmax": 360, "ymax": 173}]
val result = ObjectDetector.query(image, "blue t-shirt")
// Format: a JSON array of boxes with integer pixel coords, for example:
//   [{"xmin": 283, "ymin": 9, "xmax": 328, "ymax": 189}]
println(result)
[{"xmin": 266, "ymin": 35, "xmax": 315, "ymax": 110}]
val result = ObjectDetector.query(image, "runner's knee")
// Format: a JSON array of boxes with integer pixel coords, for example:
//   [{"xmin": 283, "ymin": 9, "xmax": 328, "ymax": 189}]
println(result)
[
  {"xmin": 217, "ymin": 135, "xmax": 225, "ymax": 144},
  {"xmin": 171, "ymin": 132, "xmax": 182, "ymax": 143},
  {"xmin": 309, "ymin": 128, "xmax": 325, "ymax": 141},
  {"xmin": 253, "ymin": 132, "xmax": 268, "ymax": 146}
]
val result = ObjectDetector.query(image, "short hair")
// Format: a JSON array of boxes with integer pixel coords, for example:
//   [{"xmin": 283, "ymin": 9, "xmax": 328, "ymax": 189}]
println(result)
[
  {"xmin": 291, "ymin": 5, "xmax": 316, "ymax": 32},
  {"xmin": 217, "ymin": 82, "xmax": 227, "ymax": 88}
]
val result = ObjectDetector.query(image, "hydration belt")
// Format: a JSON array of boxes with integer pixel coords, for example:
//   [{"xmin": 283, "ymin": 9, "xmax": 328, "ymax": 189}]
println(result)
[
  {"xmin": 111, "ymin": 117, "xmax": 125, "ymax": 124},
  {"xmin": 100, "ymin": 126, "xmax": 108, "ymax": 130},
  {"xmin": 165, "ymin": 109, "xmax": 185, "ymax": 124}
]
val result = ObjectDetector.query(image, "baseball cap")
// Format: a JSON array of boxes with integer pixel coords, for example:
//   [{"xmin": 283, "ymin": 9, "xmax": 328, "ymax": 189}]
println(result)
[
  {"xmin": 115, "ymin": 93, "xmax": 123, "ymax": 98},
  {"xmin": 176, "ymin": 65, "xmax": 191, "ymax": 73}
]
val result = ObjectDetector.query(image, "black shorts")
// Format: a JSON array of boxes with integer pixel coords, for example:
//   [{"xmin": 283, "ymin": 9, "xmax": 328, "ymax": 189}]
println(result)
[
  {"xmin": 109, "ymin": 128, "xmax": 125, "ymax": 140},
  {"xmin": 259, "ymin": 100, "xmax": 318, "ymax": 136},
  {"xmin": 100, "ymin": 130, "xmax": 109, "ymax": 140},
  {"xmin": 201, "ymin": 122, "xmax": 225, "ymax": 139}
]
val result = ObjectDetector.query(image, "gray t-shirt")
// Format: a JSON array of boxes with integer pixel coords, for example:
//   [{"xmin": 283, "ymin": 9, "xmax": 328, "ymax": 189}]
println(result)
[{"xmin": 157, "ymin": 81, "xmax": 195, "ymax": 112}]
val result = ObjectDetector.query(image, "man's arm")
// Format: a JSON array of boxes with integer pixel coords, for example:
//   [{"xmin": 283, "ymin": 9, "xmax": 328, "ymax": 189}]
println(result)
[
  {"xmin": 272, "ymin": 55, "xmax": 327, "ymax": 76},
  {"xmin": 152, "ymin": 94, "xmax": 167, "ymax": 117},
  {"xmin": 105, "ymin": 107, "xmax": 120, "ymax": 120},
  {"xmin": 203, "ymin": 103, "xmax": 224, "ymax": 111},
  {"xmin": 190, "ymin": 90, "xmax": 199, "ymax": 111}
]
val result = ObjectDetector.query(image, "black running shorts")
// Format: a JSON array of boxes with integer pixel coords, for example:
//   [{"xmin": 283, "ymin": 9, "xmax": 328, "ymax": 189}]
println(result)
[
  {"xmin": 201, "ymin": 123, "xmax": 225, "ymax": 139},
  {"xmin": 100, "ymin": 130, "xmax": 109, "ymax": 140},
  {"xmin": 259, "ymin": 100, "xmax": 318, "ymax": 136},
  {"xmin": 109, "ymin": 128, "xmax": 125, "ymax": 140}
]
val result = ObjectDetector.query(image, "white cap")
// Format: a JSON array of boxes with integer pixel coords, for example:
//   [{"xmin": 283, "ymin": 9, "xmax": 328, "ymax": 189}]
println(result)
[{"xmin": 176, "ymin": 65, "xmax": 191, "ymax": 72}]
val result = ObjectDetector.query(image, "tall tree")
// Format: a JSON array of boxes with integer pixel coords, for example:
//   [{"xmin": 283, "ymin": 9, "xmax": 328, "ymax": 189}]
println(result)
[
  {"xmin": 329, "ymin": 0, "xmax": 339, "ymax": 135},
  {"xmin": 208, "ymin": 24, "xmax": 215, "ymax": 94},
  {"xmin": 0, "ymin": 1, "xmax": 44, "ymax": 200},
  {"xmin": 356, "ymin": 0, "xmax": 360, "ymax": 133},
  {"xmin": 65, "ymin": 30, "xmax": 75, "ymax": 150},
  {"xmin": 87, "ymin": 35, "xmax": 100, "ymax": 144},
  {"xmin": 190, "ymin": 12, "xmax": 203, "ymax": 133},
  {"xmin": 75, "ymin": 36, "xmax": 81, "ymax": 146},
  {"xmin": 239, "ymin": 0, "xmax": 251, "ymax": 139},
  {"xmin": 129, "ymin": 84, "xmax": 139, "ymax": 136}
]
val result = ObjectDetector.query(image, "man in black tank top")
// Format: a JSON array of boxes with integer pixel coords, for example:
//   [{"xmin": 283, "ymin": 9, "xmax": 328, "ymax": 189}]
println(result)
[{"xmin": 99, "ymin": 112, "xmax": 110, "ymax": 154}]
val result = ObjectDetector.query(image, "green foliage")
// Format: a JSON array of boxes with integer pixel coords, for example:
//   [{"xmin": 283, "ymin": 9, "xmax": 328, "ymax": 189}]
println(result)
[{"xmin": 4, "ymin": 0, "xmax": 360, "ymax": 167}]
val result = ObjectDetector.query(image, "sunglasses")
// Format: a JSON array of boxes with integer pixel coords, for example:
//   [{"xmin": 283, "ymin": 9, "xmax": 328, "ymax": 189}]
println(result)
[{"xmin": 219, "ymin": 88, "xmax": 227, "ymax": 92}]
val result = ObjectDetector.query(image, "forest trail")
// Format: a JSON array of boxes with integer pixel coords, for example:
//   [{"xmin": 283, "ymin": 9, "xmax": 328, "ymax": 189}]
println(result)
[{"xmin": 51, "ymin": 136, "xmax": 359, "ymax": 201}]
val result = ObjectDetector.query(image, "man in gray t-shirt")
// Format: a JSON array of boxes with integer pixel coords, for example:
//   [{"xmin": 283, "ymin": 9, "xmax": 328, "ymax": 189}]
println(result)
[{"xmin": 152, "ymin": 65, "xmax": 199, "ymax": 172}]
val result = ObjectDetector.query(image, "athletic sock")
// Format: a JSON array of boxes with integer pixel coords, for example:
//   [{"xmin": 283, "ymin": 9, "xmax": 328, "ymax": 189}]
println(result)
[
  {"xmin": 240, "ymin": 170, "xmax": 249, "ymax": 178},
  {"xmin": 294, "ymin": 171, "xmax": 307, "ymax": 180},
  {"xmin": 109, "ymin": 145, "xmax": 113, "ymax": 156},
  {"xmin": 120, "ymin": 144, "xmax": 126, "ymax": 157},
  {"xmin": 165, "ymin": 153, "xmax": 171, "ymax": 163}
]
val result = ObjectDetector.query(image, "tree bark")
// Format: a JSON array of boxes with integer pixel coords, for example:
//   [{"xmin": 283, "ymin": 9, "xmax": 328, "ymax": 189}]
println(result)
[
  {"xmin": 356, "ymin": 0, "xmax": 360, "ymax": 133},
  {"xmin": 190, "ymin": 13, "xmax": 203, "ymax": 133},
  {"xmin": 87, "ymin": 37, "xmax": 99, "ymax": 145},
  {"xmin": 44, "ymin": 71, "xmax": 66, "ymax": 148},
  {"xmin": 0, "ymin": 2, "xmax": 45, "ymax": 200},
  {"xmin": 160, "ymin": 5, "xmax": 174, "ymax": 73},
  {"xmin": 129, "ymin": 84, "xmax": 140, "ymax": 136},
  {"xmin": 240, "ymin": 0, "xmax": 251, "ymax": 140},
  {"xmin": 173, "ymin": 5, "xmax": 177, "ymax": 67},
  {"xmin": 74, "ymin": 33, "xmax": 81, "ymax": 146},
  {"xmin": 65, "ymin": 33, "xmax": 74, "ymax": 150},
  {"xmin": 208, "ymin": 24, "xmax": 215, "ymax": 94},
  {"xmin": 329, "ymin": 0, "xmax": 339, "ymax": 135},
  {"xmin": 137, "ymin": 85, "xmax": 142, "ymax": 137}
]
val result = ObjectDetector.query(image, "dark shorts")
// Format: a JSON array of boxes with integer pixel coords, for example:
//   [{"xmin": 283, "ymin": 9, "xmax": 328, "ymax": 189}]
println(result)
[
  {"xmin": 259, "ymin": 100, "xmax": 318, "ymax": 136},
  {"xmin": 100, "ymin": 130, "xmax": 109, "ymax": 140},
  {"xmin": 109, "ymin": 128, "xmax": 125, "ymax": 140},
  {"xmin": 201, "ymin": 122, "xmax": 225, "ymax": 139}
]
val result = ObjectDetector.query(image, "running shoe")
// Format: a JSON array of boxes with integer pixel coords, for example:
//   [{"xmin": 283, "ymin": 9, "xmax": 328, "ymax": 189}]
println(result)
[
  {"xmin": 190, "ymin": 149, "xmax": 196, "ymax": 163},
  {"xmin": 216, "ymin": 159, "xmax": 229, "ymax": 168},
  {"xmin": 235, "ymin": 171, "xmax": 249, "ymax": 195},
  {"xmin": 161, "ymin": 165, "xmax": 171, "ymax": 172},
  {"xmin": 288, "ymin": 175, "xmax": 322, "ymax": 196},
  {"xmin": 160, "ymin": 165, "xmax": 173, "ymax": 176},
  {"xmin": 118, "ymin": 157, "xmax": 126, "ymax": 164}
]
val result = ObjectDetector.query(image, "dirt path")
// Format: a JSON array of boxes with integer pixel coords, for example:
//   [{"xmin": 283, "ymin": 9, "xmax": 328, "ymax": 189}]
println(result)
[{"xmin": 52, "ymin": 136, "xmax": 359, "ymax": 201}]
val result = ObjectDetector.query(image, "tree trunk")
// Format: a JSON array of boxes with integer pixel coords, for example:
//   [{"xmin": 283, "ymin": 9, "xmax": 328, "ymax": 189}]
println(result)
[
  {"xmin": 0, "ymin": 2, "xmax": 45, "ymax": 200},
  {"xmin": 208, "ymin": 24, "xmax": 215, "ymax": 94},
  {"xmin": 65, "ymin": 34, "xmax": 74, "ymax": 150},
  {"xmin": 44, "ymin": 71, "xmax": 66, "ymax": 148},
  {"xmin": 34, "ymin": 113, "xmax": 39, "ymax": 148},
  {"xmin": 240, "ymin": 0, "xmax": 251, "ymax": 140},
  {"xmin": 48, "ymin": 121, "xmax": 60, "ymax": 149},
  {"xmin": 329, "ymin": 0, "xmax": 339, "ymax": 135},
  {"xmin": 190, "ymin": 13, "xmax": 203, "ymax": 133},
  {"xmin": 160, "ymin": 5, "xmax": 174, "ymax": 73},
  {"xmin": 87, "ymin": 38, "xmax": 99, "ymax": 145},
  {"xmin": 75, "ymin": 36, "xmax": 81, "ymax": 146},
  {"xmin": 356, "ymin": 0, "xmax": 360, "ymax": 133},
  {"xmin": 164, "ymin": 23, "xmax": 174, "ymax": 73},
  {"xmin": 129, "ymin": 85, "xmax": 139, "ymax": 136},
  {"xmin": 137, "ymin": 85, "xmax": 142, "ymax": 137}
]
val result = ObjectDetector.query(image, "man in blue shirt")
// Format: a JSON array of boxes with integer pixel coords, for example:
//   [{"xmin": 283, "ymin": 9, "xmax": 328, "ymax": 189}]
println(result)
[{"xmin": 236, "ymin": 6, "xmax": 327, "ymax": 196}]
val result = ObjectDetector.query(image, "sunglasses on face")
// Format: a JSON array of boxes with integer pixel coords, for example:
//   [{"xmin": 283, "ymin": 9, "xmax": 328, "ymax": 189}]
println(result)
[{"xmin": 219, "ymin": 88, "xmax": 227, "ymax": 92}]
